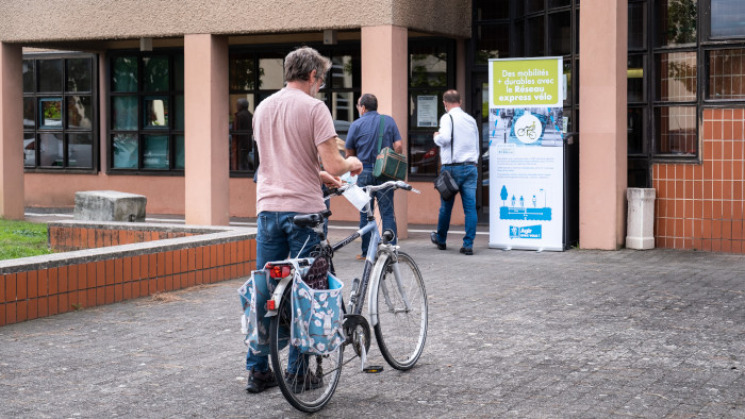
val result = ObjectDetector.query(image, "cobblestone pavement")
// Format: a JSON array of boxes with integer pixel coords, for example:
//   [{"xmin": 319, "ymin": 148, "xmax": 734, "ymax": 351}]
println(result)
[{"xmin": 1, "ymin": 226, "xmax": 745, "ymax": 418}]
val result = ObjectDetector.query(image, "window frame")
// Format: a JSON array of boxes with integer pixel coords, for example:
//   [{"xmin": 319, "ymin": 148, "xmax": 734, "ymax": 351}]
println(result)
[
  {"xmin": 640, "ymin": 0, "xmax": 745, "ymax": 165},
  {"xmin": 22, "ymin": 52, "xmax": 98, "ymax": 173},
  {"xmin": 227, "ymin": 42, "xmax": 362, "ymax": 177},
  {"xmin": 407, "ymin": 38, "xmax": 456, "ymax": 181},
  {"xmin": 107, "ymin": 49, "xmax": 184, "ymax": 175},
  {"xmin": 702, "ymin": 0, "xmax": 745, "ymax": 41}
]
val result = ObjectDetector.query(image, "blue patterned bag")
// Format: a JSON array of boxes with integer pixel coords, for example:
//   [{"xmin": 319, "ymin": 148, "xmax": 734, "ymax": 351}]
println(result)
[
  {"xmin": 238, "ymin": 269, "xmax": 275, "ymax": 356},
  {"xmin": 290, "ymin": 269, "xmax": 345, "ymax": 355}
]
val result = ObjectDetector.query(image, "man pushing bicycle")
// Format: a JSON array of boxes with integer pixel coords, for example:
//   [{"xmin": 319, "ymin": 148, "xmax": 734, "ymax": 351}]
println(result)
[{"xmin": 245, "ymin": 46, "xmax": 362, "ymax": 393}]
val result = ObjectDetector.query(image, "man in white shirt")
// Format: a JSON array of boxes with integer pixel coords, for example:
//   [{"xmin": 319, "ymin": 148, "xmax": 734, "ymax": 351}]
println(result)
[{"xmin": 430, "ymin": 90, "xmax": 480, "ymax": 255}]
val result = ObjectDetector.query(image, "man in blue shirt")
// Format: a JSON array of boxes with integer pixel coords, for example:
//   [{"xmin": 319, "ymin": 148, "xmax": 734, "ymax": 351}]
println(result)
[{"xmin": 345, "ymin": 94, "xmax": 403, "ymax": 259}]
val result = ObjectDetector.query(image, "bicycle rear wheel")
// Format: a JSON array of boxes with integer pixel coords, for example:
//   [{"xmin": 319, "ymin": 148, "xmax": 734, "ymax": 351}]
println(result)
[
  {"xmin": 269, "ymin": 288, "xmax": 344, "ymax": 413},
  {"xmin": 372, "ymin": 251, "xmax": 428, "ymax": 370}
]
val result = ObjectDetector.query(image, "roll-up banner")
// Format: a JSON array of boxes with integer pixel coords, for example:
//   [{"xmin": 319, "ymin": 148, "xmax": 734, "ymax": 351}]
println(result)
[{"xmin": 488, "ymin": 57, "xmax": 565, "ymax": 251}]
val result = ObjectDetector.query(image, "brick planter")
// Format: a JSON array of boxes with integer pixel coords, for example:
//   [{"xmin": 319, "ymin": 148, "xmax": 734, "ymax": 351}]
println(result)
[{"xmin": 0, "ymin": 221, "xmax": 256, "ymax": 327}]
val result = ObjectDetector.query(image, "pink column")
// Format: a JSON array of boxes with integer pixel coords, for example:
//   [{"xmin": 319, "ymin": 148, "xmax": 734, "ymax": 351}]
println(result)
[
  {"xmin": 361, "ymin": 25, "xmax": 409, "ymax": 238},
  {"xmin": 0, "ymin": 42, "xmax": 24, "ymax": 220},
  {"xmin": 579, "ymin": 0, "xmax": 628, "ymax": 249},
  {"xmin": 184, "ymin": 34, "xmax": 230, "ymax": 226}
]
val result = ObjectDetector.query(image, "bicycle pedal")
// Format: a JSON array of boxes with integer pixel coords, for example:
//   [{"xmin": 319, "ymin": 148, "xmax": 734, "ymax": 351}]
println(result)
[{"xmin": 363, "ymin": 365, "xmax": 384, "ymax": 373}]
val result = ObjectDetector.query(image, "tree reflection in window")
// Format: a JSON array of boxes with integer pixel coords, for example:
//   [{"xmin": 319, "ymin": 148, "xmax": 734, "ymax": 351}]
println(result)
[
  {"xmin": 410, "ymin": 53, "xmax": 447, "ymax": 88},
  {"xmin": 658, "ymin": 0, "xmax": 697, "ymax": 47}
]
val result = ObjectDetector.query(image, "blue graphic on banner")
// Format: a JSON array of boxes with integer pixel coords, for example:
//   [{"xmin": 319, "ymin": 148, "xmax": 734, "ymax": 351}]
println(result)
[
  {"xmin": 498, "ymin": 185, "xmax": 552, "ymax": 221},
  {"xmin": 500, "ymin": 206, "xmax": 552, "ymax": 221},
  {"xmin": 509, "ymin": 225, "xmax": 542, "ymax": 239}
]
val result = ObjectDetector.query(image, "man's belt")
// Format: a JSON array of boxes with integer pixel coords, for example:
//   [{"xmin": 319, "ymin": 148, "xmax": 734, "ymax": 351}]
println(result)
[{"xmin": 443, "ymin": 162, "xmax": 477, "ymax": 167}]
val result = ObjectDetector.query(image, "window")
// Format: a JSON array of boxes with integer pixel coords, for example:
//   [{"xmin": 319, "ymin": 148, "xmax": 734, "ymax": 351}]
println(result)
[
  {"xmin": 652, "ymin": 0, "xmax": 697, "ymax": 153},
  {"xmin": 655, "ymin": 51, "xmax": 697, "ymax": 155},
  {"xmin": 313, "ymin": 48, "xmax": 361, "ymax": 142},
  {"xmin": 227, "ymin": 46, "xmax": 361, "ymax": 175},
  {"xmin": 22, "ymin": 54, "xmax": 97, "ymax": 170},
  {"xmin": 625, "ymin": 0, "xmax": 745, "ymax": 185},
  {"xmin": 656, "ymin": 0, "xmax": 697, "ymax": 47},
  {"xmin": 109, "ymin": 51, "xmax": 184, "ymax": 171},
  {"xmin": 627, "ymin": 0, "xmax": 745, "ymax": 165},
  {"xmin": 707, "ymin": 48, "xmax": 745, "ymax": 100},
  {"xmin": 710, "ymin": 0, "xmax": 745, "ymax": 38},
  {"xmin": 475, "ymin": 24, "xmax": 510, "ymax": 65}
]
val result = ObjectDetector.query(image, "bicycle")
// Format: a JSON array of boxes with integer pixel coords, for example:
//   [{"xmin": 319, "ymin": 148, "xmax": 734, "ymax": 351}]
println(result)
[{"xmin": 263, "ymin": 180, "xmax": 428, "ymax": 412}]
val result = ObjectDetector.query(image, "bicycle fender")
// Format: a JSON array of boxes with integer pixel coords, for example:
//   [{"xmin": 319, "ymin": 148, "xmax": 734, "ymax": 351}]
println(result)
[
  {"xmin": 265, "ymin": 275, "xmax": 293, "ymax": 317},
  {"xmin": 368, "ymin": 252, "xmax": 392, "ymax": 327}
]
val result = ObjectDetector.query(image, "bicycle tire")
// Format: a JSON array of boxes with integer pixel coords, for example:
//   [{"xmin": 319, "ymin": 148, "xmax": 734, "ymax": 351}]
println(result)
[
  {"xmin": 269, "ymin": 287, "xmax": 344, "ymax": 413},
  {"xmin": 371, "ymin": 251, "xmax": 428, "ymax": 370}
]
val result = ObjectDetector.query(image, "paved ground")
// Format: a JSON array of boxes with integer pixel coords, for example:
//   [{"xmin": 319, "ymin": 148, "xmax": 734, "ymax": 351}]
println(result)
[{"xmin": 2, "ymin": 222, "xmax": 745, "ymax": 418}]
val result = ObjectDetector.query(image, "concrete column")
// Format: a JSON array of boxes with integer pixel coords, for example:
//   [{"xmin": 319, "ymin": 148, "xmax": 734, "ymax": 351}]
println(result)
[
  {"xmin": 361, "ymin": 25, "xmax": 409, "ymax": 238},
  {"xmin": 184, "ymin": 34, "xmax": 229, "ymax": 226},
  {"xmin": 579, "ymin": 0, "xmax": 628, "ymax": 249},
  {"xmin": 0, "ymin": 42, "xmax": 24, "ymax": 220}
]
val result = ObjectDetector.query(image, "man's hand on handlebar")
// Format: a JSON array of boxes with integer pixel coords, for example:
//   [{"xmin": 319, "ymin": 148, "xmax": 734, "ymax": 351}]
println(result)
[{"xmin": 320, "ymin": 171, "xmax": 343, "ymax": 189}]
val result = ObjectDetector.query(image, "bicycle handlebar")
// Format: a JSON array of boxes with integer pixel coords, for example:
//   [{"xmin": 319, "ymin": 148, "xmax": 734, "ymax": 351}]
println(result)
[
  {"xmin": 305, "ymin": 181, "xmax": 419, "ymax": 229},
  {"xmin": 326, "ymin": 180, "xmax": 419, "ymax": 197}
]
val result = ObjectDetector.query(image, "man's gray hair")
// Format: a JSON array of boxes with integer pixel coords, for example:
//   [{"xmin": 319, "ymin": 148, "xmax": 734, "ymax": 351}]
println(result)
[
  {"xmin": 284, "ymin": 47, "xmax": 332, "ymax": 83},
  {"xmin": 359, "ymin": 93, "xmax": 378, "ymax": 111}
]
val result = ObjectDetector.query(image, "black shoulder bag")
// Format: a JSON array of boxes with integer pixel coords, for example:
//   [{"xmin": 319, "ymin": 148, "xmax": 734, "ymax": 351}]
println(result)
[{"xmin": 433, "ymin": 114, "xmax": 459, "ymax": 201}]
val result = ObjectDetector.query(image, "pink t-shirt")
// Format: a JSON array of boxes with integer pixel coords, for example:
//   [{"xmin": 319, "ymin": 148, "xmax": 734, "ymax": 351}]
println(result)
[{"xmin": 253, "ymin": 87, "xmax": 337, "ymax": 214}]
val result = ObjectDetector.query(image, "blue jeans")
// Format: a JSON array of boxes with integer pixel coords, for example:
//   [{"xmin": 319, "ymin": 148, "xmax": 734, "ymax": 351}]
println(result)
[
  {"xmin": 357, "ymin": 168, "xmax": 397, "ymax": 255},
  {"xmin": 246, "ymin": 211, "xmax": 320, "ymax": 373},
  {"xmin": 434, "ymin": 165, "xmax": 478, "ymax": 249}
]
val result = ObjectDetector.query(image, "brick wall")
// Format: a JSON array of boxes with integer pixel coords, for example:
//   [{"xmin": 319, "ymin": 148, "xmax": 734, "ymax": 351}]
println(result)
[
  {"xmin": 653, "ymin": 108, "xmax": 745, "ymax": 253},
  {"xmin": 0, "ymin": 221, "xmax": 256, "ymax": 327},
  {"xmin": 48, "ymin": 224, "xmax": 197, "ymax": 252}
]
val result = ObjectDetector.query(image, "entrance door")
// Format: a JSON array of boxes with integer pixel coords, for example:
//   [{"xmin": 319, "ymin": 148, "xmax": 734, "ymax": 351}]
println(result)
[{"xmin": 471, "ymin": 73, "xmax": 490, "ymax": 222}]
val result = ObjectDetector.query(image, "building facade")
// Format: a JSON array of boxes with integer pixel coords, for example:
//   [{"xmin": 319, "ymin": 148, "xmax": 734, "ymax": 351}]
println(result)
[{"xmin": 1, "ymin": 0, "xmax": 745, "ymax": 252}]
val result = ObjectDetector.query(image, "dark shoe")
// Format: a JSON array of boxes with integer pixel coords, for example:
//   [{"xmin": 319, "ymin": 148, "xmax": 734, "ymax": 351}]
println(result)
[
  {"xmin": 430, "ymin": 232, "xmax": 446, "ymax": 250},
  {"xmin": 285, "ymin": 371, "xmax": 323, "ymax": 394},
  {"xmin": 246, "ymin": 369, "xmax": 278, "ymax": 393},
  {"xmin": 459, "ymin": 247, "xmax": 473, "ymax": 255}
]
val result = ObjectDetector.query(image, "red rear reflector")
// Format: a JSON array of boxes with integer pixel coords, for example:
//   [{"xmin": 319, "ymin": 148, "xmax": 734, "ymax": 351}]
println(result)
[
  {"xmin": 266, "ymin": 300, "xmax": 276, "ymax": 310},
  {"xmin": 267, "ymin": 264, "xmax": 291, "ymax": 278}
]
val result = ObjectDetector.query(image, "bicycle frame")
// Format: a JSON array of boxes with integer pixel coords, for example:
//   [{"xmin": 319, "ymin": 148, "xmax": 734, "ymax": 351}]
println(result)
[
  {"xmin": 265, "ymin": 181, "xmax": 413, "ymax": 323},
  {"xmin": 330, "ymin": 217, "xmax": 381, "ymax": 316}
]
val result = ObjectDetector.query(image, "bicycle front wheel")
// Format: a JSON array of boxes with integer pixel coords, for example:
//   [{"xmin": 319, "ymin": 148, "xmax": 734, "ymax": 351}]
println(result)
[
  {"xmin": 372, "ymin": 251, "xmax": 428, "ymax": 370},
  {"xmin": 269, "ymin": 288, "xmax": 344, "ymax": 413}
]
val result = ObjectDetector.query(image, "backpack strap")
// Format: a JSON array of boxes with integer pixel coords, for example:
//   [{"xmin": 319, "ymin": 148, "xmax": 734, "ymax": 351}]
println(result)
[
  {"xmin": 449, "ymin": 114, "xmax": 454, "ymax": 163},
  {"xmin": 376, "ymin": 115, "xmax": 385, "ymax": 154}
]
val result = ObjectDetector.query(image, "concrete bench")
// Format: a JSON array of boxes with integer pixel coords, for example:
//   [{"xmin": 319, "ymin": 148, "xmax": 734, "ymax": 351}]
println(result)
[{"xmin": 74, "ymin": 190, "xmax": 147, "ymax": 222}]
